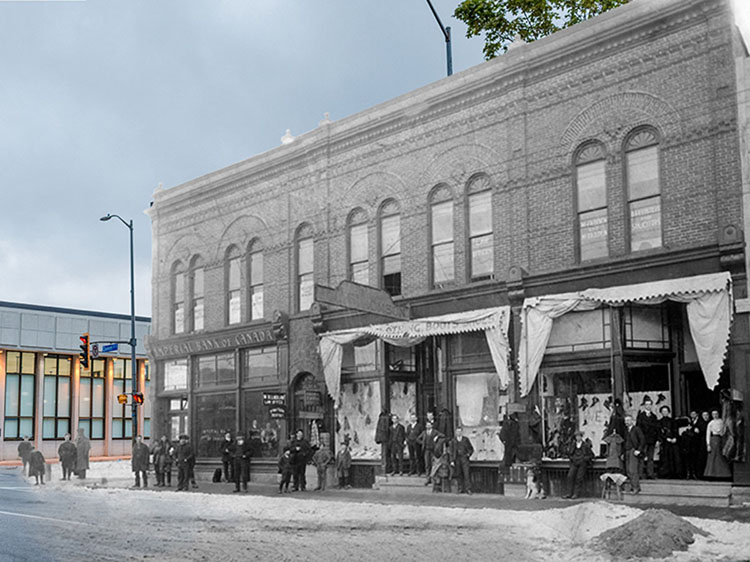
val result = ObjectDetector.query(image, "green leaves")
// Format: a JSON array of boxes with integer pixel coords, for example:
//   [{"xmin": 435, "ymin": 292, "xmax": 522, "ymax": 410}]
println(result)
[{"xmin": 454, "ymin": 0, "xmax": 629, "ymax": 59}]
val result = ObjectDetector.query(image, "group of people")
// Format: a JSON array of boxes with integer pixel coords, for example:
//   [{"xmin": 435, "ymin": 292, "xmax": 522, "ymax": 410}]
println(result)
[
  {"xmin": 16, "ymin": 430, "xmax": 91, "ymax": 485},
  {"xmin": 567, "ymin": 396, "xmax": 738, "ymax": 498},
  {"xmin": 372, "ymin": 410, "xmax": 474, "ymax": 494}
]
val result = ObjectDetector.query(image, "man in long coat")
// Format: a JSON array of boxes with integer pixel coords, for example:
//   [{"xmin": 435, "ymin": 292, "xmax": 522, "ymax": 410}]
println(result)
[
  {"xmin": 450, "ymin": 426, "xmax": 474, "ymax": 494},
  {"xmin": 290, "ymin": 429, "xmax": 311, "ymax": 492},
  {"xmin": 405, "ymin": 414, "xmax": 423, "ymax": 475},
  {"xmin": 416, "ymin": 421, "xmax": 442, "ymax": 485},
  {"xmin": 389, "ymin": 415, "xmax": 406, "ymax": 476},
  {"xmin": 17, "ymin": 436, "xmax": 32, "ymax": 476},
  {"xmin": 175, "ymin": 434, "xmax": 194, "ymax": 491},
  {"xmin": 75, "ymin": 428, "xmax": 91, "ymax": 479},
  {"xmin": 233, "ymin": 435, "xmax": 252, "ymax": 493},
  {"xmin": 57, "ymin": 432, "xmax": 77, "ymax": 480},
  {"xmin": 625, "ymin": 414, "xmax": 646, "ymax": 494},
  {"xmin": 132, "ymin": 435, "xmax": 150, "ymax": 488}
]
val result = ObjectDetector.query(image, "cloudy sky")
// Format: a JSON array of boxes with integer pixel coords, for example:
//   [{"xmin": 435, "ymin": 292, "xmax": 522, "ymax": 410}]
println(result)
[{"xmin": 1, "ymin": 0, "xmax": 748, "ymax": 318}]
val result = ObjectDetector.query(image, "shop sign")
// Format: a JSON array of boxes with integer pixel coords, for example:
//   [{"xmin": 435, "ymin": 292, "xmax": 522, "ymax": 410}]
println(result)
[
  {"xmin": 304, "ymin": 390, "xmax": 322, "ymax": 407},
  {"xmin": 315, "ymin": 280, "xmax": 409, "ymax": 320},
  {"xmin": 148, "ymin": 327, "xmax": 274, "ymax": 358},
  {"xmin": 263, "ymin": 392, "xmax": 286, "ymax": 406},
  {"xmin": 269, "ymin": 405, "xmax": 287, "ymax": 419}
]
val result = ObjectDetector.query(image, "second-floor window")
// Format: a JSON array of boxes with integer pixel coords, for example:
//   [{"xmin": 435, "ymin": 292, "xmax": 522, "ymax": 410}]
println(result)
[
  {"xmin": 430, "ymin": 186, "xmax": 454, "ymax": 286},
  {"xmin": 227, "ymin": 247, "xmax": 241, "ymax": 325},
  {"xmin": 467, "ymin": 176, "xmax": 493, "ymax": 280},
  {"xmin": 191, "ymin": 259, "xmax": 204, "ymax": 331},
  {"xmin": 296, "ymin": 225, "xmax": 314, "ymax": 311},
  {"xmin": 173, "ymin": 263, "xmax": 185, "ymax": 334},
  {"xmin": 348, "ymin": 209, "xmax": 369, "ymax": 285},
  {"xmin": 380, "ymin": 200, "xmax": 401, "ymax": 297},
  {"xmin": 626, "ymin": 128, "xmax": 662, "ymax": 251},
  {"xmin": 575, "ymin": 143, "xmax": 608, "ymax": 261},
  {"xmin": 249, "ymin": 243, "xmax": 264, "ymax": 321}
]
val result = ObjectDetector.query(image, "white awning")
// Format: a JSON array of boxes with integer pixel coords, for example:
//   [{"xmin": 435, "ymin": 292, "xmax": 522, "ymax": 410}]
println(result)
[
  {"xmin": 518, "ymin": 272, "xmax": 734, "ymax": 397},
  {"xmin": 319, "ymin": 307, "xmax": 511, "ymax": 407}
]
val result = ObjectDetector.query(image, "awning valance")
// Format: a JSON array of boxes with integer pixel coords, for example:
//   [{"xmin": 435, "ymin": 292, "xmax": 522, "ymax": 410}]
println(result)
[
  {"xmin": 518, "ymin": 272, "xmax": 734, "ymax": 397},
  {"xmin": 319, "ymin": 307, "xmax": 511, "ymax": 407}
]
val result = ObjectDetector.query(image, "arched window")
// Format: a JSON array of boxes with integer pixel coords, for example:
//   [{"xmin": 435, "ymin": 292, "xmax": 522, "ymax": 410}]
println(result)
[
  {"xmin": 172, "ymin": 261, "xmax": 185, "ymax": 334},
  {"xmin": 625, "ymin": 128, "xmax": 662, "ymax": 251},
  {"xmin": 575, "ymin": 142, "xmax": 608, "ymax": 261},
  {"xmin": 348, "ymin": 209, "xmax": 369, "ymax": 285},
  {"xmin": 379, "ymin": 199, "xmax": 401, "ymax": 296},
  {"xmin": 248, "ymin": 240, "xmax": 264, "ymax": 321},
  {"xmin": 226, "ymin": 246, "xmax": 242, "ymax": 325},
  {"xmin": 430, "ymin": 185, "xmax": 454, "ymax": 286},
  {"xmin": 296, "ymin": 224, "xmax": 314, "ymax": 311},
  {"xmin": 190, "ymin": 256, "xmax": 204, "ymax": 332},
  {"xmin": 466, "ymin": 175, "xmax": 493, "ymax": 280}
]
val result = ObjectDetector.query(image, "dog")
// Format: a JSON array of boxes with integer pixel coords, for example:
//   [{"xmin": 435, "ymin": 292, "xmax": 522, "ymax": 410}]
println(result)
[
  {"xmin": 525, "ymin": 468, "xmax": 538, "ymax": 499},
  {"xmin": 212, "ymin": 468, "xmax": 222, "ymax": 483}
]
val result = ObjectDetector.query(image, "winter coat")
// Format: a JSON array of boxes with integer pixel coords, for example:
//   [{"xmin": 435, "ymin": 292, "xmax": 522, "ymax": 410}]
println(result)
[
  {"xmin": 312, "ymin": 448, "xmax": 333, "ymax": 468},
  {"xmin": 233, "ymin": 441, "xmax": 252, "ymax": 461},
  {"xmin": 58, "ymin": 441, "xmax": 77, "ymax": 467},
  {"xmin": 290, "ymin": 437, "xmax": 311, "ymax": 467},
  {"xmin": 450, "ymin": 436, "xmax": 474, "ymax": 460},
  {"xmin": 75, "ymin": 434, "xmax": 91, "ymax": 471},
  {"xmin": 390, "ymin": 423, "xmax": 406, "ymax": 449},
  {"xmin": 131, "ymin": 442, "xmax": 150, "ymax": 472},
  {"xmin": 175, "ymin": 441, "xmax": 194, "ymax": 466},
  {"xmin": 29, "ymin": 450, "xmax": 46, "ymax": 477},
  {"xmin": 278, "ymin": 454, "xmax": 293, "ymax": 475},
  {"xmin": 636, "ymin": 411, "xmax": 659, "ymax": 445},
  {"xmin": 374, "ymin": 412, "xmax": 391, "ymax": 445},
  {"xmin": 568, "ymin": 441, "xmax": 593, "ymax": 466},
  {"xmin": 406, "ymin": 421, "xmax": 423, "ymax": 444},
  {"xmin": 436, "ymin": 409, "xmax": 453, "ymax": 440},
  {"xmin": 220, "ymin": 438, "xmax": 236, "ymax": 463},
  {"xmin": 336, "ymin": 448, "xmax": 352, "ymax": 475},
  {"xmin": 17, "ymin": 441, "xmax": 32, "ymax": 461},
  {"xmin": 152, "ymin": 441, "xmax": 173, "ymax": 470},
  {"xmin": 625, "ymin": 425, "xmax": 646, "ymax": 454}
]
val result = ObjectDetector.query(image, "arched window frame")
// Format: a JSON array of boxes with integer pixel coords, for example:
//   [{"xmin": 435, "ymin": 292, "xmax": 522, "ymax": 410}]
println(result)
[
  {"xmin": 429, "ymin": 184, "xmax": 455, "ymax": 287},
  {"xmin": 378, "ymin": 199, "xmax": 401, "ymax": 297},
  {"xmin": 574, "ymin": 141, "xmax": 608, "ymax": 262},
  {"xmin": 624, "ymin": 126, "xmax": 662, "ymax": 252},
  {"xmin": 247, "ymin": 239, "xmax": 264, "ymax": 321},
  {"xmin": 189, "ymin": 255, "xmax": 204, "ymax": 332},
  {"xmin": 295, "ymin": 224, "xmax": 314, "ymax": 312},
  {"xmin": 465, "ymin": 174, "xmax": 494, "ymax": 281},
  {"xmin": 172, "ymin": 261, "xmax": 185, "ymax": 335},
  {"xmin": 225, "ymin": 245, "xmax": 242, "ymax": 325},
  {"xmin": 347, "ymin": 208, "xmax": 369, "ymax": 285}
]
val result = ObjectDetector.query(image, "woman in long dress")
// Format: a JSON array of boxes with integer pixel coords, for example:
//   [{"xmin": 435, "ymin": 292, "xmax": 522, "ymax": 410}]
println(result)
[{"xmin": 704, "ymin": 409, "xmax": 731, "ymax": 479}]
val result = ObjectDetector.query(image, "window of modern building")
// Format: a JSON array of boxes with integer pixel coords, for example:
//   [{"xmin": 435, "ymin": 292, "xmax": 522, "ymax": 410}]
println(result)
[
  {"xmin": 78, "ymin": 358, "xmax": 105, "ymax": 439},
  {"xmin": 195, "ymin": 352, "xmax": 236, "ymax": 388},
  {"xmin": 348, "ymin": 209, "xmax": 369, "ymax": 285},
  {"xmin": 575, "ymin": 143, "xmax": 608, "ymax": 261},
  {"xmin": 42, "ymin": 355, "xmax": 71, "ymax": 439},
  {"xmin": 163, "ymin": 358, "xmax": 188, "ymax": 391},
  {"xmin": 143, "ymin": 361, "xmax": 151, "ymax": 438},
  {"xmin": 379, "ymin": 199, "xmax": 401, "ymax": 296},
  {"xmin": 172, "ymin": 262, "xmax": 185, "ymax": 334},
  {"xmin": 296, "ymin": 224, "xmax": 314, "ymax": 311},
  {"xmin": 248, "ymin": 241, "xmax": 264, "ymax": 321},
  {"xmin": 112, "ymin": 358, "xmax": 133, "ymax": 439},
  {"xmin": 190, "ymin": 257, "xmax": 204, "ymax": 332},
  {"xmin": 226, "ymin": 247, "xmax": 242, "ymax": 325},
  {"xmin": 466, "ymin": 175, "xmax": 493, "ymax": 280},
  {"xmin": 625, "ymin": 128, "xmax": 662, "ymax": 251},
  {"xmin": 430, "ymin": 186, "xmax": 454, "ymax": 285},
  {"xmin": 3, "ymin": 351, "xmax": 36, "ymax": 439}
]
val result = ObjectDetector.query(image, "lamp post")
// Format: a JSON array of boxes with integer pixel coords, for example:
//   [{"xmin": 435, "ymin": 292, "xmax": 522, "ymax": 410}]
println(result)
[
  {"xmin": 100, "ymin": 213, "xmax": 138, "ymax": 443},
  {"xmin": 425, "ymin": 0, "xmax": 453, "ymax": 77}
]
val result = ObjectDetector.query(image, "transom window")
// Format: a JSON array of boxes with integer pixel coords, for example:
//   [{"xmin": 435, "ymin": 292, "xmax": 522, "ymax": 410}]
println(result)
[
  {"xmin": 380, "ymin": 199, "xmax": 401, "ymax": 297},
  {"xmin": 467, "ymin": 175, "xmax": 493, "ymax": 280},
  {"xmin": 575, "ymin": 143, "xmax": 608, "ymax": 261},
  {"xmin": 348, "ymin": 209, "xmax": 369, "ymax": 285},
  {"xmin": 626, "ymin": 129, "xmax": 662, "ymax": 251}
]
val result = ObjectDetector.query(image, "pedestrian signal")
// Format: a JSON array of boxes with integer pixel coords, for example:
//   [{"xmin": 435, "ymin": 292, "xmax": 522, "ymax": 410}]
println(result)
[
  {"xmin": 79, "ymin": 333, "xmax": 90, "ymax": 369},
  {"xmin": 132, "ymin": 392, "xmax": 144, "ymax": 405},
  {"xmin": 117, "ymin": 394, "xmax": 128, "ymax": 404}
]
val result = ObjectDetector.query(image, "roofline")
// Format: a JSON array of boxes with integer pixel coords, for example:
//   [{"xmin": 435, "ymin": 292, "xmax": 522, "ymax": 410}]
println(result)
[{"xmin": 0, "ymin": 301, "xmax": 151, "ymax": 323}]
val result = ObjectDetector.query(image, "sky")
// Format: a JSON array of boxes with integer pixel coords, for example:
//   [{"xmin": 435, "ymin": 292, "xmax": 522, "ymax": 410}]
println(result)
[{"xmin": 1, "ymin": 0, "xmax": 748, "ymax": 318}]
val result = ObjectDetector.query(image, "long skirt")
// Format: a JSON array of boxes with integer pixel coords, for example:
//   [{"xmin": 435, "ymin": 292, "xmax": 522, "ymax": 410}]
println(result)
[{"xmin": 704, "ymin": 434, "xmax": 731, "ymax": 478}]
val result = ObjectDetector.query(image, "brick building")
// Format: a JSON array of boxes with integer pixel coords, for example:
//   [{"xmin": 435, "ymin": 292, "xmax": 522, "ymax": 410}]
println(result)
[{"xmin": 147, "ymin": 0, "xmax": 750, "ymax": 492}]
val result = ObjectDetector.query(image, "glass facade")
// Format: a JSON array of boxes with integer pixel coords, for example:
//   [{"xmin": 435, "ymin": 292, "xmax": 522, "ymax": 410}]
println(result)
[
  {"xmin": 78, "ymin": 358, "xmax": 105, "ymax": 439},
  {"xmin": 3, "ymin": 351, "xmax": 36, "ymax": 439},
  {"xmin": 112, "ymin": 358, "xmax": 133, "ymax": 439},
  {"xmin": 42, "ymin": 355, "xmax": 71, "ymax": 439}
]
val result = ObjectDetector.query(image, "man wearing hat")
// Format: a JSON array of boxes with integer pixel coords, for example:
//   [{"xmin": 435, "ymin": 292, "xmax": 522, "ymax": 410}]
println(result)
[
  {"xmin": 175, "ymin": 434, "xmax": 194, "ymax": 491},
  {"xmin": 563, "ymin": 430, "xmax": 593, "ymax": 499}
]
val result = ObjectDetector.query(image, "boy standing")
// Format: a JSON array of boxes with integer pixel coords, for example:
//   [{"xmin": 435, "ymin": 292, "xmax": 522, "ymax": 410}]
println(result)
[
  {"xmin": 336, "ymin": 441, "xmax": 352, "ymax": 489},
  {"xmin": 278, "ymin": 448, "xmax": 293, "ymax": 493},
  {"xmin": 312, "ymin": 445, "xmax": 333, "ymax": 491}
]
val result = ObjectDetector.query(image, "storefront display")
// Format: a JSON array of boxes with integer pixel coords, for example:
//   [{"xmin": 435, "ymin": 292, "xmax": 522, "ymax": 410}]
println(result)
[
  {"xmin": 455, "ymin": 372, "xmax": 505, "ymax": 461},
  {"xmin": 336, "ymin": 381, "xmax": 381, "ymax": 459},
  {"xmin": 195, "ymin": 393, "xmax": 236, "ymax": 457}
]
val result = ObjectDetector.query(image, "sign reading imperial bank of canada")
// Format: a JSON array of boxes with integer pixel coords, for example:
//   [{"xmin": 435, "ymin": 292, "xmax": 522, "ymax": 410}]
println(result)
[{"xmin": 148, "ymin": 327, "xmax": 275, "ymax": 359}]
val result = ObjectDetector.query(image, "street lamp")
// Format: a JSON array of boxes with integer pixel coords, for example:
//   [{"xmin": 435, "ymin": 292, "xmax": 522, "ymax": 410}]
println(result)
[
  {"xmin": 100, "ymin": 213, "xmax": 138, "ymax": 444},
  {"xmin": 425, "ymin": 0, "xmax": 453, "ymax": 77}
]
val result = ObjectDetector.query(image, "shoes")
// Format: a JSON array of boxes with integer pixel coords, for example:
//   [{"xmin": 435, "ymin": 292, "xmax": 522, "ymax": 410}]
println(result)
[
  {"xmin": 632, "ymin": 489, "xmax": 641, "ymax": 495},
  {"xmin": 466, "ymin": 490, "xmax": 473, "ymax": 495},
  {"xmin": 562, "ymin": 494, "xmax": 572, "ymax": 499},
  {"xmin": 233, "ymin": 489, "xmax": 240, "ymax": 493},
  {"xmin": 570, "ymin": 495, "xmax": 579, "ymax": 499}
]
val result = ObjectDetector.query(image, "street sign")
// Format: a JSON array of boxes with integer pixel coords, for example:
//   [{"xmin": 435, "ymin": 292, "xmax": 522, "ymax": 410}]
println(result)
[
  {"xmin": 90, "ymin": 343, "xmax": 100, "ymax": 359},
  {"xmin": 102, "ymin": 343, "xmax": 118, "ymax": 353}
]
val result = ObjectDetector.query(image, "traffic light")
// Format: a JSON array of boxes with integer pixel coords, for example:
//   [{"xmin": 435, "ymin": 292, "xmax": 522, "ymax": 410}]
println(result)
[
  {"xmin": 79, "ymin": 333, "xmax": 90, "ymax": 369},
  {"xmin": 117, "ymin": 394, "xmax": 128, "ymax": 404},
  {"xmin": 132, "ymin": 392, "xmax": 144, "ymax": 405}
]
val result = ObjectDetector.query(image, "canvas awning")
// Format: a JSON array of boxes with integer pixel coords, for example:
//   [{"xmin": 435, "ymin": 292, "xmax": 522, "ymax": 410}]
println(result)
[
  {"xmin": 319, "ymin": 307, "xmax": 511, "ymax": 407},
  {"xmin": 518, "ymin": 272, "xmax": 734, "ymax": 397}
]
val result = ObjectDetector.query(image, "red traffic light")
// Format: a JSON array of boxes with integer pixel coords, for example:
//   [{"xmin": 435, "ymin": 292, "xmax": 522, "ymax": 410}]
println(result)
[
  {"xmin": 132, "ymin": 392, "xmax": 144, "ymax": 405},
  {"xmin": 79, "ymin": 333, "xmax": 90, "ymax": 369}
]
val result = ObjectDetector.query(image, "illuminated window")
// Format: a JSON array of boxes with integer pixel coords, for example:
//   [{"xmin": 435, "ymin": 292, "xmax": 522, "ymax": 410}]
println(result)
[
  {"xmin": 575, "ymin": 143, "xmax": 608, "ymax": 261},
  {"xmin": 78, "ymin": 358, "xmax": 105, "ymax": 439},
  {"xmin": 626, "ymin": 128, "xmax": 662, "ymax": 251},
  {"xmin": 42, "ymin": 355, "xmax": 71, "ymax": 439},
  {"xmin": 3, "ymin": 351, "xmax": 36, "ymax": 439},
  {"xmin": 112, "ymin": 359, "xmax": 133, "ymax": 439}
]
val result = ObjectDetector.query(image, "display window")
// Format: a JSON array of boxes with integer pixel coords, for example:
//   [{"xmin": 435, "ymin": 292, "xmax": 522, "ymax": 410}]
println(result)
[
  {"xmin": 454, "ymin": 372, "xmax": 505, "ymax": 461},
  {"xmin": 337, "ymin": 380, "xmax": 381, "ymax": 459},
  {"xmin": 195, "ymin": 393, "xmax": 236, "ymax": 457},
  {"xmin": 243, "ymin": 390, "xmax": 282, "ymax": 457}
]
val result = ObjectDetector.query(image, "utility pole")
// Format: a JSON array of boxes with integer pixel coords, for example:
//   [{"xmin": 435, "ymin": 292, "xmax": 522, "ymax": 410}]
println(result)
[{"xmin": 425, "ymin": 0, "xmax": 453, "ymax": 76}]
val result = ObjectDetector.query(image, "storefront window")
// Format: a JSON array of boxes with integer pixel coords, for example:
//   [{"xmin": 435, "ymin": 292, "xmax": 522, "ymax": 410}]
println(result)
[
  {"xmin": 341, "ymin": 341, "xmax": 380, "ymax": 375},
  {"xmin": 624, "ymin": 305, "xmax": 669, "ymax": 350},
  {"xmin": 242, "ymin": 347, "xmax": 277, "ymax": 387},
  {"xmin": 455, "ymin": 372, "xmax": 504, "ymax": 461},
  {"xmin": 195, "ymin": 353, "xmax": 236, "ymax": 388},
  {"xmin": 79, "ymin": 358, "xmax": 105, "ymax": 439},
  {"xmin": 625, "ymin": 363, "xmax": 672, "ymax": 417},
  {"xmin": 541, "ymin": 369, "xmax": 612, "ymax": 459},
  {"xmin": 163, "ymin": 359, "xmax": 188, "ymax": 391},
  {"xmin": 449, "ymin": 332, "xmax": 491, "ymax": 365},
  {"xmin": 390, "ymin": 381, "xmax": 416, "ymax": 429},
  {"xmin": 337, "ymin": 380, "xmax": 381, "ymax": 459},
  {"xmin": 196, "ymin": 393, "xmax": 236, "ymax": 457},
  {"xmin": 3, "ymin": 351, "xmax": 36, "ymax": 439},
  {"xmin": 545, "ymin": 309, "xmax": 611, "ymax": 354},
  {"xmin": 243, "ymin": 390, "xmax": 282, "ymax": 457},
  {"xmin": 42, "ymin": 355, "xmax": 71, "ymax": 439},
  {"xmin": 112, "ymin": 359, "xmax": 133, "ymax": 439}
]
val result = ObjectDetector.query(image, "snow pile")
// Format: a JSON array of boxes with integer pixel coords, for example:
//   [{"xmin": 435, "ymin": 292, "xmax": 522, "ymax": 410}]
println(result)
[
  {"xmin": 593, "ymin": 509, "xmax": 708, "ymax": 559},
  {"xmin": 534, "ymin": 501, "xmax": 640, "ymax": 543}
]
